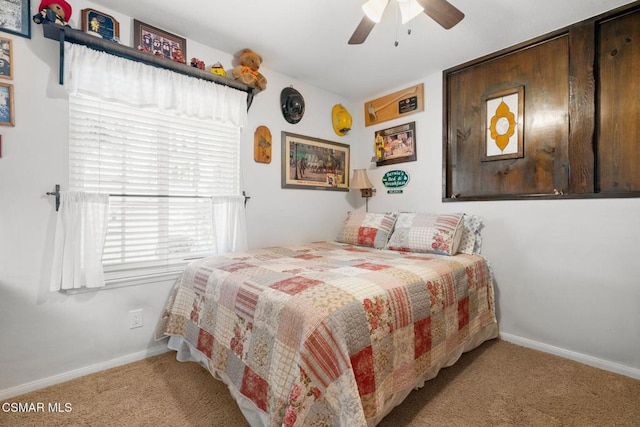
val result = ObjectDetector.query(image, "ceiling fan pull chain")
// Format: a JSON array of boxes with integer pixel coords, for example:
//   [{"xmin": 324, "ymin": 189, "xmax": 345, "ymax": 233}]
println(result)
[{"xmin": 395, "ymin": 1, "xmax": 400, "ymax": 46}]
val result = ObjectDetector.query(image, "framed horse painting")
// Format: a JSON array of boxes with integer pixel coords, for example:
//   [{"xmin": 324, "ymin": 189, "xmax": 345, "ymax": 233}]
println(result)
[{"xmin": 281, "ymin": 131, "xmax": 350, "ymax": 191}]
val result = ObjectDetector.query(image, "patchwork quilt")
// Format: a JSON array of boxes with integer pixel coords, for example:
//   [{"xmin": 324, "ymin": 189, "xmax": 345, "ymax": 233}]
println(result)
[{"xmin": 159, "ymin": 241, "xmax": 497, "ymax": 426}]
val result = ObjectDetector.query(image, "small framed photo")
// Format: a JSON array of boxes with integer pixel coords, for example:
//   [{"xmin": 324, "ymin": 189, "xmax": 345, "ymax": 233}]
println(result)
[
  {"xmin": 81, "ymin": 9, "xmax": 120, "ymax": 42},
  {"xmin": 0, "ymin": 82, "xmax": 15, "ymax": 126},
  {"xmin": 375, "ymin": 121, "xmax": 417, "ymax": 166},
  {"xmin": 0, "ymin": 37, "xmax": 13, "ymax": 79},
  {"xmin": 281, "ymin": 131, "xmax": 350, "ymax": 191},
  {"xmin": 0, "ymin": 0, "xmax": 30, "ymax": 39},
  {"xmin": 133, "ymin": 19, "xmax": 186, "ymax": 62}
]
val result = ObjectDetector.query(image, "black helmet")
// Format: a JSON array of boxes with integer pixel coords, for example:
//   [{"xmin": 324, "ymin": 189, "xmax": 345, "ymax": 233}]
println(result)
[{"xmin": 281, "ymin": 86, "xmax": 305, "ymax": 124}]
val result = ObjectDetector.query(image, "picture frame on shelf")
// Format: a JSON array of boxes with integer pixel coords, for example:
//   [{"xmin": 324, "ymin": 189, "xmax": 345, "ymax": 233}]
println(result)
[
  {"xmin": 0, "ymin": 82, "xmax": 15, "ymax": 126},
  {"xmin": 281, "ymin": 131, "xmax": 350, "ymax": 191},
  {"xmin": 81, "ymin": 9, "xmax": 120, "ymax": 42},
  {"xmin": 0, "ymin": 0, "xmax": 30, "ymax": 39},
  {"xmin": 0, "ymin": 37, "xmax": 13, "ymax": 79},
  {"xmin": 133, "ymin": 19, "xmax": 186, "ymax": 62},
  {"xmin": 375, "ymin": 121, "xmax": 417, "ymax": 166}
]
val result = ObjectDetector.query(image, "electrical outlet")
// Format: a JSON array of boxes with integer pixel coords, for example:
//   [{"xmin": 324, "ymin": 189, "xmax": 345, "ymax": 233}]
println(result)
[{"xmin": 129, "ymin": 309, "xmax": 143, "ymax": 329}]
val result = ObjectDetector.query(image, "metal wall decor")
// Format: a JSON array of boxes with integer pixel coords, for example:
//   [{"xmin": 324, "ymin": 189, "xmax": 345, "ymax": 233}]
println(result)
[{"xmin": 281, "ymin": 86, "xmax": 305, "ymax": 124}]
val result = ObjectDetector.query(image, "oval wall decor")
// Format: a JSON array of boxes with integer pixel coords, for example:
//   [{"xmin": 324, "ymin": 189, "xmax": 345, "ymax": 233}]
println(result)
[{"xmin": 382, "ymin": 170, "xmax": 409, "ymax": 194}]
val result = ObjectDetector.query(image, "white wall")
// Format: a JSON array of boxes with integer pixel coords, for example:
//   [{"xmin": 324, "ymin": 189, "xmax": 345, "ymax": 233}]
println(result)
[
  {"xmin": 242, "ymin": 72, "xmax": 358, "ymax": 249},
  {"xmin": 357, "ymin": 74, "xmax": 640, "ymax": 378},
  {"xmin": 0, "ymin": 1, "xmax": 356, "ymax": 397}
]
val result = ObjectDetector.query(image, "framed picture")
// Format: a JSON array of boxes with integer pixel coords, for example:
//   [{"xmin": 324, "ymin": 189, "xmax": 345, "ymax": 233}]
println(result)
[
  {"xmin": 0, "ymin": 37, "xmax": 12, "ymax": 79},
  {"xmin": 0, "ymin": 82, "xmax": 14, "ymax": 126},
  {"xmin": 482, "ymin": 86, "xmax": 524, "ymax": 161},
  {"xmin": 375, "ymin": 121, "xmax": 417, "ymax": 166},
  {"xmin": 282, "ymin": 131, "xmax": 350, "ymax": 191},
  {"xmin": 133, "ymin": 19, "xmax": 186, "ymax": 62},
  {"xmin": 81, "ymin": 9, "xmax": 120, "ymax": 42},
  {"xmin": 0, "ymin": 0, "xmax": 30, "ymax": 38}
]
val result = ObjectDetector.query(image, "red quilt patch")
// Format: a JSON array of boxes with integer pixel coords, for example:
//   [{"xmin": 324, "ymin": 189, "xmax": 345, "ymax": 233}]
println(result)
[
  {"xmin": 458, "ymin": 296, "xmax": 469, "ymax": 330},
  {"xmin": 356, "ymin": 262, "xmax": 390, "ymax": 271},
  {"xmin": 271, "ymin": 276, "xmax": 322, "ymax": 295},
  {"xmin": 196, "ymin": 329, "xmax": 214, "ymax": 358},
  {"xmin": 413, "ymin": 316, "xmax": 432, "ymax": 359},
  {"xmin": 351, "ymin": 345, "xmax": 376, "ymax": 396},
  {"xmin": 240, "ymin": 366, "xmax": 269, "ymax": 411}
]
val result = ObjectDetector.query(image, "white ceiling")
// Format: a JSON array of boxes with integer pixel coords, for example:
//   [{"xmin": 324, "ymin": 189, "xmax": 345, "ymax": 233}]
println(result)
[{"xmin": 90, "ymin": 0, "xmax": 636, "ymax": 100}]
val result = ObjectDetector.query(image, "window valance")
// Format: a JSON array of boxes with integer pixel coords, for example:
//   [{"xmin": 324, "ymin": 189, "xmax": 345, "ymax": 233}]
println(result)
[{"xmin": 64, "ymin": 43, "xmax": 248, "ymax": 128}]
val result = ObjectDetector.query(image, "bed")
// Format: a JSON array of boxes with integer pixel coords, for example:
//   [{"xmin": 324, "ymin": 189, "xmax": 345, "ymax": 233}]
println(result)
[{"xmin": 156, "ymin": 212, "xmax": 498, "ymax": 426}]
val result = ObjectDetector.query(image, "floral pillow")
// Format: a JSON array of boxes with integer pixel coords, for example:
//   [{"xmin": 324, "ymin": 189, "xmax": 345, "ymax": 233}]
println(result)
[
  {"xmin": 336, "ymin": 211, "xmax": 398, "ymax": 249},
  {"xmin": 385, "ymin": 212, "xmax": 465, "ymax": 255},
  {"xmin": 457, "ymin": 214, "xmax": 484, "ymax": 254}
]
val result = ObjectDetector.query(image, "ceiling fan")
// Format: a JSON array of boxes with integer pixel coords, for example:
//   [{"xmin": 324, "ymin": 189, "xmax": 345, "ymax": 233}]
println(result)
[{"xmin": 348, "ymin": 0, "xmax": 464, "ymax": 45}]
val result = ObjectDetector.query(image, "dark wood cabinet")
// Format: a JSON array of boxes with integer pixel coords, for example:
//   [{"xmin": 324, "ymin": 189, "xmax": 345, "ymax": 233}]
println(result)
[
  {"xmin": 597, "ymin": 9, "xmax": 640, "ymax": 193},
  {"xmin": 443, "ymin": 2, "xmax": 640, "ymax": 201}
]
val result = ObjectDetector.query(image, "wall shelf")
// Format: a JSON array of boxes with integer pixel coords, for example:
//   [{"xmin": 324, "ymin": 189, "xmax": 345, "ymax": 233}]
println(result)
[{"xmin": 41, "ymin": 23, "xmax": 257, "ymax": 108}]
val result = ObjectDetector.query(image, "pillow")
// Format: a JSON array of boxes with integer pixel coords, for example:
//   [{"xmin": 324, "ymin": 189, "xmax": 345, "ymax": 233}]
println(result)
[
  {"xmin": 336, "ymin": 211, "xmax": 398, "ymax": 249},
  {"xmin": 385, "ymin": 212, "xmax": 465, "ymax": 255},
  {"xmin": 457, "ymin": 214, "xmax": 484, "ymax": 254}
]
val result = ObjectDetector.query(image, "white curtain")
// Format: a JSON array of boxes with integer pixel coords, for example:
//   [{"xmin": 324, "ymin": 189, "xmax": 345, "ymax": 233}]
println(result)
[
  {"xmin": 64, "ymin": 43, "xmax": 248, "ymax": 127},
  {"xmin": 50, "ymin": 191, "xmax": 110, "ymax": 291},
  {"xmin": 212, "ymin": 195, "xmax": 248, "ymax": 254}
]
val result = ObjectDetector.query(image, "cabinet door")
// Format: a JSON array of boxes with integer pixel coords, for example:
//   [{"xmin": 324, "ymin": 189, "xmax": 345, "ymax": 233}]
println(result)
[
  {"xmin": 598, "ymin": 9, "xmax": 640, "ymax": 193},
  {"xmin": 445, "ymin": 36, "xmax": 569, "ymax": 199}
]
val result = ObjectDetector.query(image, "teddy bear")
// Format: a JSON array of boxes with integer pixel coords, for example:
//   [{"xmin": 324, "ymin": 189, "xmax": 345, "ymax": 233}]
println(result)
[
  {"xmin": 231, "ymin": 49, "xmax": 267, "ymax": 91},
  {"xmin": 32, "ymin": 0, "xmax": 72, "ymax": 27}
]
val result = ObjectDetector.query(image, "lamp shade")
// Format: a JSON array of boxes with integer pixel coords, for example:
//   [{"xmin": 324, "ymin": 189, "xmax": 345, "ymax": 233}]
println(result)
[
  {"xmin": 362, "ymin": 0, "xmax": 389, "ymax": 23},
  {"xmin": 398, "ymin": 0, "xmax": 423, "ymax": 24},
  {"xmin": 350, "ymin": 169, "xmax": 373, "ymax": 189}
]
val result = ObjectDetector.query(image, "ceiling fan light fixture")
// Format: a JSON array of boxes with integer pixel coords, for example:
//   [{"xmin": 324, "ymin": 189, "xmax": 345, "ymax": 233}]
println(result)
[
  {"xmin": 398, "ymin": 0, "xmax": 423, "ymax": 24},
  {"xmin": 362, "ymin": 0, "xmax": 389, "ymax": 23}
]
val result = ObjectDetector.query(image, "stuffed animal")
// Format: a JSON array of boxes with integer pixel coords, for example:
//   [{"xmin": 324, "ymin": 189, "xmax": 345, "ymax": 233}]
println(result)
[
  {"xmin": 33, "ymin": 0, "xmax": 72, "ymax": 27},
  {"xmin": 231, "ymin": 49, "xmax": 267, "ymax": 91},
  {"xmin": 172, "ymin": 48, "xmax": 186, "ymax": 64},
  {"xmin": 190, "ymin": 57, "xmax": 205, "ymax": 70}
]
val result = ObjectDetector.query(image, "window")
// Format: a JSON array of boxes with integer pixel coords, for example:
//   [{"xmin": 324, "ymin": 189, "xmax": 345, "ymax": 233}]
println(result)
[{"xmin": 68, "ymin": 93, "xmax": 241, "ymax": 283}]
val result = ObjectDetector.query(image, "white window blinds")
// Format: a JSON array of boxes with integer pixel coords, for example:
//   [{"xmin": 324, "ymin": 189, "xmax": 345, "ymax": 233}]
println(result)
[{"xmin": 69, "ymin": 93, "xmax": 242, "ymax": 281}]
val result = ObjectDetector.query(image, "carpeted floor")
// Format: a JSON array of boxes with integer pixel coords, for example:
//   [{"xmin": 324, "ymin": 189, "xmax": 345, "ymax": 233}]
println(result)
[{"xmin": 1, "ymin": 339, "xmax": 639, "ymax": 426}]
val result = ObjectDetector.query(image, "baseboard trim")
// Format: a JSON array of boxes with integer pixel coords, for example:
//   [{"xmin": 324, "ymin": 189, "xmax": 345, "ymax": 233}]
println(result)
[
  {"xmin": 3, "ymin": 335, "xmax": 637, "ymax": 400},
  {"xmin": 500, "ymin": 332, "xmax": 640, "ymax": 380},
  {"xmin": 0, "ymin": 343, "xmax": 170, "ymax": 400}
]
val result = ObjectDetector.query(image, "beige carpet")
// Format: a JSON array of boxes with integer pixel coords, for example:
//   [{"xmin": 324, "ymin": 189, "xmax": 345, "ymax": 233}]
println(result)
[{"xmin": 2, "ymin": 339, "xmax": 639, "ymax": 426}]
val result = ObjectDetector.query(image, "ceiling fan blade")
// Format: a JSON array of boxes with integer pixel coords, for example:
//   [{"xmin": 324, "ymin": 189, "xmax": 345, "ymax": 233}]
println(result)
[
  {"xmin": 417, "ymin": 0, "xmax": 465, "ymax": 29},
  {"xmin": 348, "ymin": 16, "xmax": 377, "ymax": 45}
]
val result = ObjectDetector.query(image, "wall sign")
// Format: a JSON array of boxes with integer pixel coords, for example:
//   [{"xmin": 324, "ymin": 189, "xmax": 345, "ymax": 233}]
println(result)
[{"xmin": 382, "ymin": 170, "xmax": 409, "ymax": 194}]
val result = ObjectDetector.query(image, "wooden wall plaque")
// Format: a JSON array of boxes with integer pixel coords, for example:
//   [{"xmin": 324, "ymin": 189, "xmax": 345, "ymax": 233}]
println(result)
[
  {"xmin": 254, "ymin": 125, "xmax": 272, "ymax": 163},
  {"xmin": 364, "ymin": 83, "xmax": 424, "ymax": 127}
]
